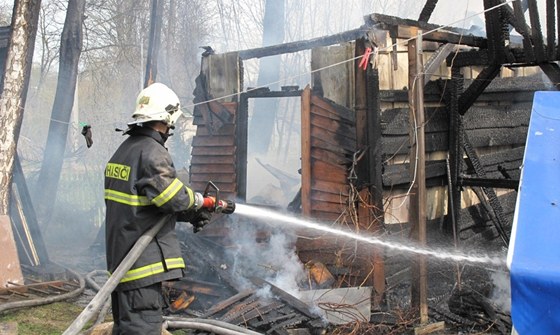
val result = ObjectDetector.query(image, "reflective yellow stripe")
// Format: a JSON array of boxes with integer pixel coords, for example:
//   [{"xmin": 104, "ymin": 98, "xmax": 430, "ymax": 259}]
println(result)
[
  {"xmin": 120, "ymin": 257, "xmax": 185, "ymax": 283},
  {"xmin": 185, "ymin": 187, "xmax": 194, "ymax": 208},
  {"xmin": 104, "ymin": 189, "xmax": 151, "ymax": 206},
  {"xmin": 152, "ymin": 178, "xmax": 183, "ymax": 207}
]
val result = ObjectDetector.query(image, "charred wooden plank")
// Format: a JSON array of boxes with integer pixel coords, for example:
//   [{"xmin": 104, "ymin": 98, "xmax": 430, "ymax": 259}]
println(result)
[
  {"xmin": 463, "ymin": 103, "xmax": 531, "ymax": 128},
  {"xmin": 311, "ymin": 160, "xmax": 348, "ymax": 184},
  {"xmin": 12, "ymin": 155, "xmax": 49, "ymax": 265},
  {"xmin": 266, "ymin": 315, "xmax": 308, "ymax": 334},
  {"xmin": 510, "ymin": 0, "xmax": 536, "ymax": 62},
  {"xmin": 458, "ymin": 63, "xmax": 502, "ymax": 115},
  {"xmin": 229, "ymin": 300, "xmax": 285, "ymax": 325},
  {"xmin": 190, "ymin": 181, "xmax": 236, "ymax": 194},
  {"xmin": 238, "ymin": 26, "xmax": 368, "ymax": 60},
  {"xmin": 383, "ymin": 126, "xmax": 528, "ymax": 156},
  {"xmin": 219, "ymin": 297, "xmax": 261, "ymax": 323},
  {"xmin": 483, "ymin": 0, "xmax": 506, "ymax": 64},
  {"xmin": 557, "ymin": 0, "xmax": 560, "ymax": 59},
  {"xmin": 470, "ymin": 146, "xmax": 524, "ymax": 180},
  {"xmin": 195, "ymin": 124, "xmax": 235, "ymax": 136},
  {"xmin": 311, "ymin": 127, "xmax": 356, "ymax": 152},
  {"xmin": 310, "ymin": 201, "xmax": 347, "ymax": 214},
  {"xmin": 527, "ymin": 0, "xmax": 547, "ymax": 62},
  {"xmin": 384, "ymin": 147, "xmax": 524, "ymax": 187},
  {"xmin": 367, "ymin": 13, "xmax": 487, "ymax": 47},
  {"xmin": 546, "ymin": 0, "xmax": 556, "ymax": 60},
  {"xmin": 202, "ymin": 289, "xmax": 255, "ymax": 318},
  {"xmin": 190, "ymin": 155, "xmax": 236, "ymax": 165},
  {"xmin": 418, "ymin": 0, "xmax": 439, "ymax": 22},
  {"xmin": 192, "ymin": 135, "xmax": 235, "ymax": 147},
  {"xmin": 251, "ymin": 311, "xmax": 298, "ymax": 328},
  {"xmin": 307, "ymin": 211, "xmax": 342, "ymax": 222},
  {"xmin": 310, "ymin": 114, "xmax": 356, "ymax": 141},
  {"xmin": 539, "ymin": 62, "xmax": 560, "ymax": 90},
  {"xmin": 381, "ymin": 107, "xmax": 447, "ymax": 135},
  {"xmin": 311, "ymin": 148, "xmax": 352, "ymax": 166},
  {"xmin": 382, "ymin": 104, "xmax": 530, "ymax": 137},
  {"xmin": 462, "ymin": 131, "xmax": 510, "ymax": 246},
  {"xmin": 191, "ymin": 146, "xmax": 236, "ymax": 156},
  {"xmin": 310, "ymin": 191, "xmax": 348, "ymax": 204},
  {"xmin": 311, "ymin": 137, "xmax": 354, "ymax": 155},
  {"xmin": 445, "ymin": 46, "xmax": 537, "ymax": 67},
  {"xmin": 193, "ymin": 100, "xmax": 235, "ymax": 128},
  {"xmin": 385, "ymin": 76, "xmax": 543, "ymax": 102},
  {"xmin": 466, "ymin": 127, "xmax": 528, "ymax": 147},
  {"xmin": 383, "ymin": 160, "xmax": 447, "ymax": 187},
  {"xmin": 311, "ymin": 180, "xmax": 349, "ymax": 196},
  {"xmin": 190, "ymin": 164, "xmax": 235, "ymax": 174},
  {"xmin": 301, "ymin": 86, "xmax": 312, "ymax": 216},
  {"xmin": 459, "ymin": 177, "xmax": 518, "ymax": 190},
  {"xmin": 310, "ymin": 95, "xmax": 355, "ymax": 123},
  {"xmin": 190, "ymin": 174, "xmax": 236, "ymax": 184}
]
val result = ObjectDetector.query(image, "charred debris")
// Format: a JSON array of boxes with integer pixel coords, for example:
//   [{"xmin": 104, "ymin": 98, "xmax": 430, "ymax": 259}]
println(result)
[{"xmin": 2, "ymin": 0, "xmax": 560, "ymax": 334}]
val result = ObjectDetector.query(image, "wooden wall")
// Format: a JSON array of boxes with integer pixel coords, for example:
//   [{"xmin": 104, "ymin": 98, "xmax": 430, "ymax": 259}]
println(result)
[
  {"xmin": 308, "ymin": 34, "xmax": 547, "ymax": 236},
  {"xmin": 190, "ymin": 53, "xmax": 241, "ymax": 203}
]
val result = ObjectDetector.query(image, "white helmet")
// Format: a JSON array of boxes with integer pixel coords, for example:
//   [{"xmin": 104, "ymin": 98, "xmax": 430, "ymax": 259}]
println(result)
[{"xmin": 129, "ymin": 83, "xmax": 183, "ymax": 127}]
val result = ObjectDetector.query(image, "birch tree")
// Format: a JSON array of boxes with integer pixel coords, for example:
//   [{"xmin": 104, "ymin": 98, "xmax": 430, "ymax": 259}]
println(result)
[{"xmin": 0, "ymin": 0, "xmax": 42, "ymax": 214}]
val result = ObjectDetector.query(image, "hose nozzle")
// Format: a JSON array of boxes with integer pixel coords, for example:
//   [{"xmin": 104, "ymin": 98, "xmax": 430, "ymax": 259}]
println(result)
[{"xmin": 201, "ymin": 196, "xmax": 235, "ymax": 214}]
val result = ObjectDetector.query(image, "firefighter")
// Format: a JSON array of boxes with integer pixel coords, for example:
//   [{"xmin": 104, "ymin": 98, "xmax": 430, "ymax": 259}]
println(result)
[{"xmin": 104, "ymin": 82, "xmax": 210, "ymax": 334}]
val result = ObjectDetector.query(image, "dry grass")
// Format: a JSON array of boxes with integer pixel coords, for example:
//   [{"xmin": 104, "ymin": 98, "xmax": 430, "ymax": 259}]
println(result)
[{"xmin": 0, "ymin": 302, "xmax": 86, "ymax": 335}]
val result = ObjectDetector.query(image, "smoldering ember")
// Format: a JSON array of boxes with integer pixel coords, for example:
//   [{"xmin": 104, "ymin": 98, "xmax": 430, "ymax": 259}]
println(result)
[{"xmin": 0, "ymin": 0, "xmax": 558, "ymax": 334}]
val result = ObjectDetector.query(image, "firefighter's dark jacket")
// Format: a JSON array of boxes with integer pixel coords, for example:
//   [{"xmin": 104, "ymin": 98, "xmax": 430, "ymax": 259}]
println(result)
[{"xmin": 104, "ymin": 126, "xmax": 195, "ymax": 291}]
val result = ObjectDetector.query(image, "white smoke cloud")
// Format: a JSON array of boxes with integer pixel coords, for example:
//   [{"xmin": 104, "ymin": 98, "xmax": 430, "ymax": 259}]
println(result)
[
  {"xmin": 227, "ymin": 215, "xmax": 307, "ymax": 299},
  {"xmin": 490, "ymin": 270, "xmax": 511, "ymax": 313}
]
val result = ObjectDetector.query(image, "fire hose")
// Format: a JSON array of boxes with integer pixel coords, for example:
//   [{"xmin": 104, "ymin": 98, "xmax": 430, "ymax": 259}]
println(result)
[
  {"xmin": 163, "ymin": 316, "xmax": 263, "ymax": 335},
  {"xmin": 63, "ymin": 182, "xmax": 235, "ymax": 335}
]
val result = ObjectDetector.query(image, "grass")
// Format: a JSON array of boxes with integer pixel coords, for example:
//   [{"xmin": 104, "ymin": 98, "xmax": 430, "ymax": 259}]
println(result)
[
  {"xmin": 0, "ymin": 302, "xmax": 88, "ymax": 335},
  {"xmin": 0, "ymin": 302, "xmax": 190, "ymax": 334}
]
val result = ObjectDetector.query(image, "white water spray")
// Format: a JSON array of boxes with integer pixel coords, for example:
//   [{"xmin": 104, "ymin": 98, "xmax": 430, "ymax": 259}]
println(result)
[{"xmin": 234, "ymin": 204, "xmax": 506, "ymax": 267}]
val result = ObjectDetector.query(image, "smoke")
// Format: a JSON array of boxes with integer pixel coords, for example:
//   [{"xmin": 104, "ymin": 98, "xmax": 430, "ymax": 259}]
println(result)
[
  {"xmin": 227, "ymin": 215, "xmax": 307, "ymax": 299},
  {"xmin": 490, "ymin": 270, "xmax": 511, "ymax": 313}
]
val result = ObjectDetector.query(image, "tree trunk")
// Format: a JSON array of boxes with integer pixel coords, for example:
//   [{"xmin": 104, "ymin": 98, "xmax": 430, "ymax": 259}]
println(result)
[
  {"xmin": 248, "ymin": 0, "xmax": 285, "ymax": 154},
  {"xmin": 144, "ymin": 0, "xmax": 163, "ymax": 87},
  {"xmin": 0, "ymin": 0, "xmax": 42, "ymax": 215},
  {"xmin": 35, "ymin": 0, "xmax": 85, "ymax": 222}
]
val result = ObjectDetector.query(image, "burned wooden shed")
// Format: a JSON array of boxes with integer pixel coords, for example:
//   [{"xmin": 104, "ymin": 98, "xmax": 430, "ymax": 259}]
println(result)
[
  {"xmin": 1, "ymin": 0, "xmax": 559, "ymax": 333},
  {"xmin": 188, "ymin": 0, "xmax": 557, "ymax": 328}
]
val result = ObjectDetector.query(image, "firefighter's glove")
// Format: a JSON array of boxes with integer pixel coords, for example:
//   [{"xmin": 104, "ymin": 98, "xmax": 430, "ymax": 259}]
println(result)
[{"xmin": 190, "ymin": 208, "xmax": 212, "ymax": 233}]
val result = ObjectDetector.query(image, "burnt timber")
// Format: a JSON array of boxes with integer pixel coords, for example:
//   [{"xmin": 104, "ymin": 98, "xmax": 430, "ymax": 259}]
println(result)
[
  {"xmin": 2, "ymin": 0, "xmax": 559, "ymax": 333},
  {"xmin": 186, "ymin": 1, "xmax": 560, "ymax": 332}
]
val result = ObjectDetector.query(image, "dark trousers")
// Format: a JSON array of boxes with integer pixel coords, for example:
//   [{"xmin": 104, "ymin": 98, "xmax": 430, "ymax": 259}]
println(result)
[{"xmin": 111, "ymin": 282, "xmax": 165, "ymax": 335}]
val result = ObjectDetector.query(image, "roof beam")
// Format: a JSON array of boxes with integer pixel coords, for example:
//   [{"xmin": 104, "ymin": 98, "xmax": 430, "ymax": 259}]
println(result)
[
  {"xmin": 238, "ymin": 26, "xmax": 369, "ymax": 60},
  {"xmin": 511, "ymin": 0, "xmax": 536, "ymax": 62},
  {"xmin": 418, "ymin": 0, "xmax": 439, "ymax": 22},
  {"xmin": 367, "ymin": 13, "xmax": 487, "ymax": 48},
  {"xmin": 527, "ymin": 0, "xmax": 547, "ymax": 62}
]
